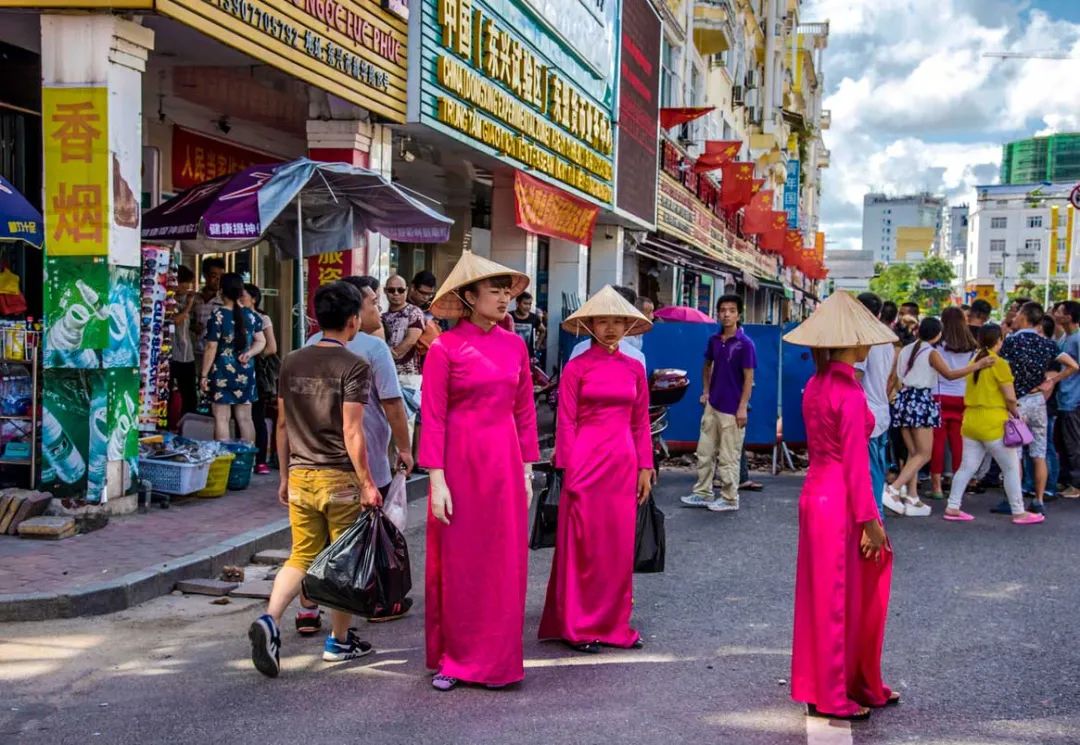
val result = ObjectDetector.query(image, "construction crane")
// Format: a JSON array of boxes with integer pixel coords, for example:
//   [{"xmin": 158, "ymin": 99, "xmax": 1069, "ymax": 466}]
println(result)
[{"xmin": 983, "ymin": 51, "xmax": 1079, "ymax": 60}]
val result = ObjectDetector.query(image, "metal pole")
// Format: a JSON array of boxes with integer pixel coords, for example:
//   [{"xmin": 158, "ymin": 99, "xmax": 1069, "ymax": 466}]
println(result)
[
  {"xmin": 296, "ymin": 197, "xmax": 306, "ymax": 343},
  {"xmin": 1070, "ymin": 206, "xmax": 1078, "ymax": 300}
]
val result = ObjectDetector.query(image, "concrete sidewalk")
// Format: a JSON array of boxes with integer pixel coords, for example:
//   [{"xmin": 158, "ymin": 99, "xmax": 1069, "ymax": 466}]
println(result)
[{"xmin": 0, "ymin": 474, "xmax": 429, "ymax": 622}]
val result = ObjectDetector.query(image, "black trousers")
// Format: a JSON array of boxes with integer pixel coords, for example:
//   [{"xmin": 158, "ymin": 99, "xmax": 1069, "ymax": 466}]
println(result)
[
  {"xmin": 252, "ymin": 396, "xmax": 269, "ymax": 466},
  {"xmin": 1056, "ymin": 410, "xmax": 1080, "ymax": 488}
]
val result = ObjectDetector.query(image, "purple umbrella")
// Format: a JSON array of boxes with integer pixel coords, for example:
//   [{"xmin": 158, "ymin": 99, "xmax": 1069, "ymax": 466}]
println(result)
[
  {"xmin": 142, "ymin": 158, "xmax": 453, "ymax": 336},
  {"xmin": 653, "ymin": 305, "xmax": 716, "ymax": 324}
]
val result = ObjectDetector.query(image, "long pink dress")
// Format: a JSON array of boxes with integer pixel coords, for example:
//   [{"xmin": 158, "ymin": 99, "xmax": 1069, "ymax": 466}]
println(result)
[
  {"xmin": 538, "ymin": 344, "xmax": 653, "ymax": 646},
  {"xmin": 419, "ymin": 319, "xmax": 539, "ymax": 686},
  {"xmin": 791, "ymin": 361, "xmax": 894, "ymax": 716}
]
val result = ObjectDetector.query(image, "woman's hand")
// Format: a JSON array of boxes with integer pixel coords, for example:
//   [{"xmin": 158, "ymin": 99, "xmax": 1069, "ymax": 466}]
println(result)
[
  {"xmin": 860, "ymin": 520, "xmax": 887, "ymax": 562},
  {"xmin": 637, "ymin": 469, "xmax": 655, "ymax": 505},
  {"xmin": 200, "ymin": 377, "xmax": 209, "ymax": 394},
  {"xmin": 238, "ymin": 351, "xmax": 251, "ymax": 365},
  {"xmin": 975, "ymin": 356, "xmax": 994, "ymax": 370},
  {"xmin": 524, "ymin": 463, "xmax": 534, "ymax": 508},
  {"xmin": 430, "ymin": 480, "xmax": 453, "ymax": 525}
]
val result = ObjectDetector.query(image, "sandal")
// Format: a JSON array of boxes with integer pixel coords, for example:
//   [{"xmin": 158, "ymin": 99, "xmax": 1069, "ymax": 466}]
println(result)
[
  {"xmin": 807, "ymin": 704, "xmax": 871, "ymax": 721},
  {"xmin": 432, "ymin": 674, "xmax": 458, "ymax": 691},
  {"xmin": 926, "ymin": 491, "xmax": 945, "ymax": 500},
  {"xmin": 567, "ymin": 640, "xmax": 601, "ymax": 654},
  {"xmin": 1012, "ymin": 512, "xmax": 1045, "ymax": 525},
  {"xmin": 739, "ymin": 480, "xmax": 764, "ymax": 492},
  {"xmin": 943, "ymin": 510, "xmax": 974, "ymax": 522}
]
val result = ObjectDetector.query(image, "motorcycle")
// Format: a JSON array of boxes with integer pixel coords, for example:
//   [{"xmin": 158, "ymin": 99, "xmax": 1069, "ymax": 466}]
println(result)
[
  {"xmin": 532, "ymin": 360, "xmax": 559, "ymax": 413},
  {"xmin": 649, "ymin": 368, "xmax": 689, "ymax": 461}
]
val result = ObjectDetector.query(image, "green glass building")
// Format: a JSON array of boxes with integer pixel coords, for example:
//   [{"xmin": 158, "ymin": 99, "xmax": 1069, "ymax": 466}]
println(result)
[{"xmin": 1001, "ymin": 134, "xmax": 1080, "ymax": 185}]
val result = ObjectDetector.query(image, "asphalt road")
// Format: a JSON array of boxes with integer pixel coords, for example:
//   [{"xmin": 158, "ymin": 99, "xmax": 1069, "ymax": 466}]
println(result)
[{"xmin": 2, "ymin": 471, "xmax": 1079, "ymax": 745}]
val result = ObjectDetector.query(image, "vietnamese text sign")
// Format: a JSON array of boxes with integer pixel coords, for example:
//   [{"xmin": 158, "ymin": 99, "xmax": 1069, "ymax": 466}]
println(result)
[
  {"xmin": 409, "ymin": 0, "xmax": 616, "ymax": 206},
  {"xmin": 157, "ymin": 0, "xmax": 408, "ymax": 122},
  {"xmin": 783, "ymin": 159, "xmax": 799, "ymax": 229},
  {"xmin": 44, "ymin": 87, "xmax": 110, "ymax": 257},
  {"xmin": 514, "ymin": 171, "xmax": 599, "ymax": 244},
  {"xmin": 172, "ymin": 127, "xmax": 283, "ymax": 190},
  {"xmin": 615, "ymin": 0, "xmax": 661, "ymax": 226}
]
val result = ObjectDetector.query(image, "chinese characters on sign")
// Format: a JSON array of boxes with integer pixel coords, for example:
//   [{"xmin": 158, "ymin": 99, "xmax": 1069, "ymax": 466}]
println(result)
[
  {"xmin": 306, "ymin": 250, "xmax": 353, "ymax": 334},
  {"xmin": 513, "ymin": 171, "xmax": 600, "ymax": 244},
  {"xmin": 172, "ymin": 128, "xmax": 283, "ymax": 191},
  {"xmin": 44, "ymin": 87, "xmax": 109, "ymax": 256},
  {"xmin": 783, "ymin": 160, "xmax": 800, "ymax": 229}
]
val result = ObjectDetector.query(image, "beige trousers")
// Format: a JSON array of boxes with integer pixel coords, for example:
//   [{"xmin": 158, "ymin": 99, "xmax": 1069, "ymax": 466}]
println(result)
[{"xmin": 692, "ymin": 404, "xmax": 745, "ymax": 502}]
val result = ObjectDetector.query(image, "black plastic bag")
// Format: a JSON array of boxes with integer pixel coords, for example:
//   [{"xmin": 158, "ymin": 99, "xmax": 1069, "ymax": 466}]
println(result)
[
  {"xmin": 302, "ymin": 508, "xmax": 411, "ymax": 617},
  {"xmin": 634, "ymin": 494, "xmax": 665, "ymax": 573},
  {"xmin": 529, "ymin": 466, "xmax": 561, "ymax": 550}
]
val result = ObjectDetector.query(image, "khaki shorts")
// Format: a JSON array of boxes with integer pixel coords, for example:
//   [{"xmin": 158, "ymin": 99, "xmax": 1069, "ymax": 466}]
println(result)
[{"xmin": 284, "ymin": 468, "xmax": 364, "ymax": 571}]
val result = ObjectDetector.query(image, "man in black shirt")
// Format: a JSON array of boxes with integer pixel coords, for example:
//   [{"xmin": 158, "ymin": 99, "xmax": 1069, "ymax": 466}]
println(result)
[{"xmin": 511, "ymin": 291, "xmax": 546, "ymax": 361}]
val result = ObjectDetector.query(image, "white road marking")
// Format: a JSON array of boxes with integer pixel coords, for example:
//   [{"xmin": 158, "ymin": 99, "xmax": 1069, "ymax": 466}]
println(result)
[{"xmin": 806, "ymin": 715, "xmax": 853, "ymax": 745}]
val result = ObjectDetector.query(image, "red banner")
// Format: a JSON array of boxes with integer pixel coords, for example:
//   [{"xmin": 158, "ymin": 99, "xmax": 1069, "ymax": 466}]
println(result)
[
  {"xmin": 171, "ymin": 127, "xmax": 282, "ymax": 191},
  {"xmin": 659, "ymin": 106, "xmax": 715, "ymax": 130},
  {"xmin": 305, "ymin": 250, "xmax": 353, "ymax": 336},
  {"xmin": 514, "ymin": 171, "xmax": 600, "ymax": 245},
  {"xmin": 720, "ymin": 161, "xmax": 755, "ymax": 208},
  {"xmin": 743, "ymin": 190, "xmax": 775, "ymax": 233}
]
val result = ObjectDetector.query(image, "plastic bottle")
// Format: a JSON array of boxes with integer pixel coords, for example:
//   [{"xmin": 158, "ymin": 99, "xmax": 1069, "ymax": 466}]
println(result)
[{"xmin": 41, "ymin": 407, "xmax": 86, "ymax": 485}]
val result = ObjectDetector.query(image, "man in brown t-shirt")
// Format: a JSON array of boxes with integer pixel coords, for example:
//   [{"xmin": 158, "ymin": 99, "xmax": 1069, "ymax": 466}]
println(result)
[{"xmin": 249, "ymin": 281, "xmax": 381, "ymax": 678}]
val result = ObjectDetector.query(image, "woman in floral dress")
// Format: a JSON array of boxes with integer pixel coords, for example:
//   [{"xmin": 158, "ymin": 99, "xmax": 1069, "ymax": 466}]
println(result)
[{"xmin": 200, "ymin": 273, "xmax": 266, "ymax": 442}]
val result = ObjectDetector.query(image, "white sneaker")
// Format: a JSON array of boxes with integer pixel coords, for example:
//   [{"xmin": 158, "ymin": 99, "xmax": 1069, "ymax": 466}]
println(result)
[
  {"xmin": 903, "ymin": 497, "xmax": 932, "ymax": 517},
  {"xmin": 680, "ymin": 494, "xmax": 710, "ymax": 508},
  {"xmin": 882, "ymin": 486, "xmax": 907, "ymax": 516},
  {"xmin": 707, "ymin": 499, "xmax": 739, "ymax": 512}
]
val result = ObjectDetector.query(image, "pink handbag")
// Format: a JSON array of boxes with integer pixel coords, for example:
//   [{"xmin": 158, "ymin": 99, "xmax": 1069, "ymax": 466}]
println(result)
[{"xmin": 1003, "ymin": 417, "xmax": 1034, "ymax": 448}]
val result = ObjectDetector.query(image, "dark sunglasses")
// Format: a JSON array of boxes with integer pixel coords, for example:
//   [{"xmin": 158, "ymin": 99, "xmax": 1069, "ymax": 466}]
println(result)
[{"xmin": 386, "ymin": 287, "xmax": 406, "ymax": 294}]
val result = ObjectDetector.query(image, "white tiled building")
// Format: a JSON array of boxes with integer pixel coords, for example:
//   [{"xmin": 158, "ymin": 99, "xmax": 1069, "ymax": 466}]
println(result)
[{"xmin": 862, "ymin": 192, "xmax": 945, "ymax": 264}]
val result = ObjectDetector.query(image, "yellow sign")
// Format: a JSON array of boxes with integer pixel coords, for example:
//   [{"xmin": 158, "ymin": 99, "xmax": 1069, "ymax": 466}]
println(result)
[
  {"xmin": 1050, "ymin": 205, "xmax": 1060, "ymax": 276},
  {"xmin": 44, "ymin": 87, "xmax": 109, "ymax": 257},
  {"xmin": 157, "ymin": 0, "xmax": 407, "ymax": 122}
]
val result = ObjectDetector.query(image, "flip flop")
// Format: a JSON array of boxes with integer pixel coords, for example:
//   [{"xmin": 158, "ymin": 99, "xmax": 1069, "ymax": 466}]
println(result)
[
  {"xmin": 943, "ymin": 511, "xmax": 974, "ymax": 522},
  {"xmin": 806, "ymin": 704, "xmax": 871, "ymax": 721},
  {"xmin": 739, "ymin": 480, "xmax": 764, "ymax": 492},
  {"xmin": 1012, "ymin": 512, "xmax": 1045, "ymax": 525}
]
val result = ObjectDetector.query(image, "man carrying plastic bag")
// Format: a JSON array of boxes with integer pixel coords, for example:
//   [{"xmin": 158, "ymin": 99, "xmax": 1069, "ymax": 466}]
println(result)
[{"xmin": 247, "ymin": 281, "xmax": 383, "ymax": 679}]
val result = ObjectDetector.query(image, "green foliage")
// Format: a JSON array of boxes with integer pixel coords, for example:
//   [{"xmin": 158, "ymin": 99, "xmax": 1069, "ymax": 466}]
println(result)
[
  {"xmin": 869, "ymin": 263, "xmax": 916, "ymax": 305},
  {"xmin": 868, "ymin": 256, "xmax": 956, "ymax": 315}
]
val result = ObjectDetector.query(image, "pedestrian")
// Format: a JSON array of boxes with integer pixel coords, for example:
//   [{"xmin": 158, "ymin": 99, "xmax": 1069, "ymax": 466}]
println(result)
[
  {"xmin": 942, "ymin": 325, "xmax": 1045, "ymax": 525},
  {"xmin": 855, "ymin": 292, "xmax": 897, "ymax": 516},
  {"xmin": 420, "ymin": 251, "xmax": 539, "ymax": 692},
  {"xmin": 784, "ymin": 291, "xmax": 897, "ymax": 721},
  {"xmin": 994, "ymin": 302, "xmax": 1077, "ymax": 513},
  {"xmin": 1003, "ymin": 297, "xmax": 1032, "ymax": 335},
  {"xmin": 538, "ymin": 286, "xmax": 654, "ymax": 653},
  {"xmin": 624, "ymin": 296, "xmax": 655, "ymax": 355},
  {"xmin": 192, "ymin": 257, "xmax": 225, "ymax": 368},
  {"xmin": 243, "ymin": 283, "xmax": 278, "ymax": 475},
  {"xmin": 248, "ymin": 280, "xmax": 381, "ymax": 678},
  {"xmin": 1054, "ymin": 300, "xmax": 1080, "ymax": 498},
  {"xmin": 884, "ymin": 317, "xmax": 988, "ymax": 516},
  {"xmin": 200, "ymin": 273, "xmax": 265, "ymax": 443},
  {"xmin": 170, "ymin": 265, "xmax": 198, "ymax": 424},
  {"xmin": 569, "ymin": 285, "xmax": 647, "ymax": 370},
  {"xmin": 928, "ymin": 307, "xmax": 977, "ymax": 500},
  {"xmin": 681, "ymin": 294, "xmax": 756, "ymax": 512},
  {"xmin": 408, "ymin": 270, "xmax": 439, "ymax": 320},
  {"xmin": 383, "ymin": 274, "xmax": 426, "ymax": 446},
  {"xmin": 510, "ymin": 291, "xmax": 546, "ymax": 361},
  {"xmin": 968, "ymin": 298, "xmax": 992, "ymax": 339},
  {"xmin": 1022, "ymin": 315, "xmax": 1063, "ymax": 505}
]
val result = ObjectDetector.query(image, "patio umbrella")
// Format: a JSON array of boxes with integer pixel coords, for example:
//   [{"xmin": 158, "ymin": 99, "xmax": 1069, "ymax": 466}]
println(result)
[
  {"xmin": 142, "ymin": 158, "xmax": 453, "ymax": 337},
  {"xmin": 653, "ymin": 305, "xmax": 715, "ymax": 324},
  {"xmin": 0, "ymin": 175, "xmax": 44, "ymax": 249}
]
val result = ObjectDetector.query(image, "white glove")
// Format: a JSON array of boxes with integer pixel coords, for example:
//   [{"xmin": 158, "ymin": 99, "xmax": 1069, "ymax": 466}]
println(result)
[{"xmin": 524, "ymin": 463, "xmax": 534, "ymax": 508}]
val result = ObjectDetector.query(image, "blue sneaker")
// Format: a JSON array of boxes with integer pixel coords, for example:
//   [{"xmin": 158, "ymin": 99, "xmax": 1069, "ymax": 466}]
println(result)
[
  {"xmin": 323, "ymin": 628, "xmax": 374, "ymax": 662},
  {"xmin": 249, "ymin": 614, "xmax": 281, "ymax": 678}
]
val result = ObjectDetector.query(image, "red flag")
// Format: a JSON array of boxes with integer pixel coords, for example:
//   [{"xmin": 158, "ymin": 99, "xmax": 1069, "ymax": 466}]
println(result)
[
  {"xmin": 659, "ymin": 106, "xmax": 716, "ymax": 130},
  {"xmin": 751, "ymin": 179, "xmax": 765, "ymax": 195},
  {"xmin": 760, "ymin": 211, "xmax": 789, "ymax": 253},
  {"xmin": 720, "ymin": 161, "xmax": 755, "ymax": 207},
  {"xmin": 693, "ymin": 148, "xmax": 741, "ymax": 174},
  {"xmin": 743, "ymin": 190, "xmax": 775, "ymax": 233},
  {"xmin": 783, "ymin": 229, "xmax": 804, "ymax": 266}
]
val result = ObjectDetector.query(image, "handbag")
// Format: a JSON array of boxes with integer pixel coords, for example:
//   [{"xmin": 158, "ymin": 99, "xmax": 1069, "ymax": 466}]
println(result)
[
  {"xmin": 528, "ymin": 465, "xmax": 561, "ymax": 550},
  {"xmin": 1003, "ymin": 417, "xmax": 1034, "ymax": 448},
  {"xmin": 634, "ymin": 493, "xmax": 666, "ymax": 573}
]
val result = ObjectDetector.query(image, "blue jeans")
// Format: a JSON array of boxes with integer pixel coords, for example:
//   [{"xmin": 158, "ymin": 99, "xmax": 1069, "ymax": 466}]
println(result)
[
  {"xmin": 869, "ymin": 432, "xmax": 889, "ymax": 518},
  {"xmin": 1023, "ymin": 414, "xmax": 1059, "ymax": 497}
]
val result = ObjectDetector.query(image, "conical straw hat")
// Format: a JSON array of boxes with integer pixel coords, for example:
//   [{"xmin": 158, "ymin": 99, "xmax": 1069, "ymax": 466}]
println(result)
[
  {"xmin": 783, "ymin": 291, "xmax": 898, "ymax": 348},
  {"xmin": 429, "ymin": 251, "xmax": 530, "ymax": 319},
  {"xmin": 562, "ymin": 285, "xmax": 653, "ymax": 335}
]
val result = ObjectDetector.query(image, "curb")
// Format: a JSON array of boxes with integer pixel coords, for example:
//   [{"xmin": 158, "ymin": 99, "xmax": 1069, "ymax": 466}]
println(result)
[{"xmin": 0, "ymin": 475, "xmax": 431, "ymax": 622}]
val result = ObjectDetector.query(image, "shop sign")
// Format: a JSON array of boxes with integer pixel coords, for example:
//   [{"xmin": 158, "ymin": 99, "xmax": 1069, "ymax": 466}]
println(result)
[
  {"xmin": 520, "ymin": 0, "xmax": 617, "ymax": 79},
  {"xmin": 783, "ymin": 159, "xmax": 799, "ymax": 229},
  {"xmin": 614, "ymin": 0, "xmax": 661, "ymax": 227},
  {"xmin": 657, "ymin": 173, "xmax": 710, "ymax": 248},
  {"xmin": 306, "ymin": 250, "xmax": 353, "ymax": 334},
  {"xmin": 43, "ymin": 87, "xmax": 110, "ymax": 258},
  {"xmin": 172, "ymin": 128, "xmax": 284, "ymax": 191},
  {"xmin": 158, "ymin": 0, "xmax": 408, "ymax": 122},
  {"xmin": 514, "ymin": 171, "xmax": 600, "ymax": 244},
  {"xmin": 408, "ymin": 0, "xmax": 616, "ymax": 206}
]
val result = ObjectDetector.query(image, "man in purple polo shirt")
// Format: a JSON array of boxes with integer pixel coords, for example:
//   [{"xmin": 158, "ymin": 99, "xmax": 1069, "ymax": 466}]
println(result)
[{"xmin": 682, "ymin": 294, "xmax": 756, "ymax": 512}]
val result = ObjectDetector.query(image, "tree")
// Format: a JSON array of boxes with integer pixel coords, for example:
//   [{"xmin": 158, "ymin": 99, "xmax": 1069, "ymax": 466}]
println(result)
[
  {"xmin": 911, "ymin": 256, "xmax": 956, "ymax": 316},
  {"xmin": 1008, "ymin": 261, "xmax": 1067, "ymax": 306},
  {"xmin": 869, "ymin": 263, "xmax": 917, "ymax": 305}
]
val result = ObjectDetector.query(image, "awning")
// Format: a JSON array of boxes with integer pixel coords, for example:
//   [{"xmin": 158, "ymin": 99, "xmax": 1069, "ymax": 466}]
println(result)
[
  {"xmin": 756, "ymin": 277, "xmax": 786, "ymax": 292},
  {"xmin": 636, "ymin": 234, "xmax": 743, "ymax": 285}
]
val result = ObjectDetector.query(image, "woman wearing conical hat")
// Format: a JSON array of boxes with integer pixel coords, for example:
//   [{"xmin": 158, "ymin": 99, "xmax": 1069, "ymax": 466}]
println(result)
[
  {"xmin": 538, "ymin": 286, "xmax": 655, "ymax": 653},
  {"xmin": 784, "ymin": 292, "xmax": 901, "ymax": 721},
  {"xmin": 419, "ymin": 251, "xmax": 539, "ymax": 691}
]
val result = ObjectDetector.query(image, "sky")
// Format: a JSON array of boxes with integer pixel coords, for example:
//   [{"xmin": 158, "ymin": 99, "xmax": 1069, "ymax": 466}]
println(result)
[{"xmin": 804, "ymin": 0, "xmax": 1080, "ymax": 252}]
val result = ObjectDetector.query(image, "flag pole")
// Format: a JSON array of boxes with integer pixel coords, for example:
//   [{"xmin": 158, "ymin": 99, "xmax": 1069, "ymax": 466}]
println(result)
[{"xmin": 296, "ymin": 196, "xmax": 306, "ymax": 344}]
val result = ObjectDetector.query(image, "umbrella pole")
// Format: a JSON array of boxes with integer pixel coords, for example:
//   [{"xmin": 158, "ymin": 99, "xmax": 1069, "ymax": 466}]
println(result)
[{"xmin": 295, "ymin": 197, "xmax": 306, "ymax": 346}]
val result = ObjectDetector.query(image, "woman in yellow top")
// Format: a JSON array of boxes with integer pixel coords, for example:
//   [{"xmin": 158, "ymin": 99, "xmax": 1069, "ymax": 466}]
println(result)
[{"xmin": 943, "ymin": 325, "xmax": 1045, "ymax": 525}]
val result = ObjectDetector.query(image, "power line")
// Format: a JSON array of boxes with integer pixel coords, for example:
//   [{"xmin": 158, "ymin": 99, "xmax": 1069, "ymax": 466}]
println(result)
[{"xmin": 982, "ymin": 51, "xmax": 1078, "ymax": 60}]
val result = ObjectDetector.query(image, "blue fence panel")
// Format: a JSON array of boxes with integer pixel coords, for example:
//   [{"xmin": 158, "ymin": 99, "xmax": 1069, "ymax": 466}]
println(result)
[
  {"xmin": 558, "ymin": 323, "xmax": 782, "ymax": 450},
  {"xmin": 781, "ymin": 321, "xmax": 815, "ymax": 447}
]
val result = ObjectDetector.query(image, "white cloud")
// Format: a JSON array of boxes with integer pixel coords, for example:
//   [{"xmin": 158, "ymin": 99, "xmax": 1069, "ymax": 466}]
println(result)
[{"xmin": 805, "ymin": 0, "xmax": 1080, "ymax": 250}]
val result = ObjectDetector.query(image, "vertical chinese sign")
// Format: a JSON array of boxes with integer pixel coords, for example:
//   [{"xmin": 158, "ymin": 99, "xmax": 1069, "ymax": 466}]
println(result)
[
  {"xmin": 306, "ymin": 250, "xmax": 353, "ymax": 336},
  {"xmin": 783, "ymin": 160, "xmax": 800, "ymax": 229}
]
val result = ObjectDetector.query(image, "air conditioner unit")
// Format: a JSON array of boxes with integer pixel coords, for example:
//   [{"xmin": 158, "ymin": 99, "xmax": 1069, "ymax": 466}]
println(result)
[{"xmin": 732, "ymin": 85, "xmax": 745, "ymax": 106}]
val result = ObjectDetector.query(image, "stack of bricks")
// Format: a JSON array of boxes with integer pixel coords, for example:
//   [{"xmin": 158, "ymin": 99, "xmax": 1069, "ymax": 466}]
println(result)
[{"xmin": 0, "ymin": 490, "xmax": 53, "ymax": 536}]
